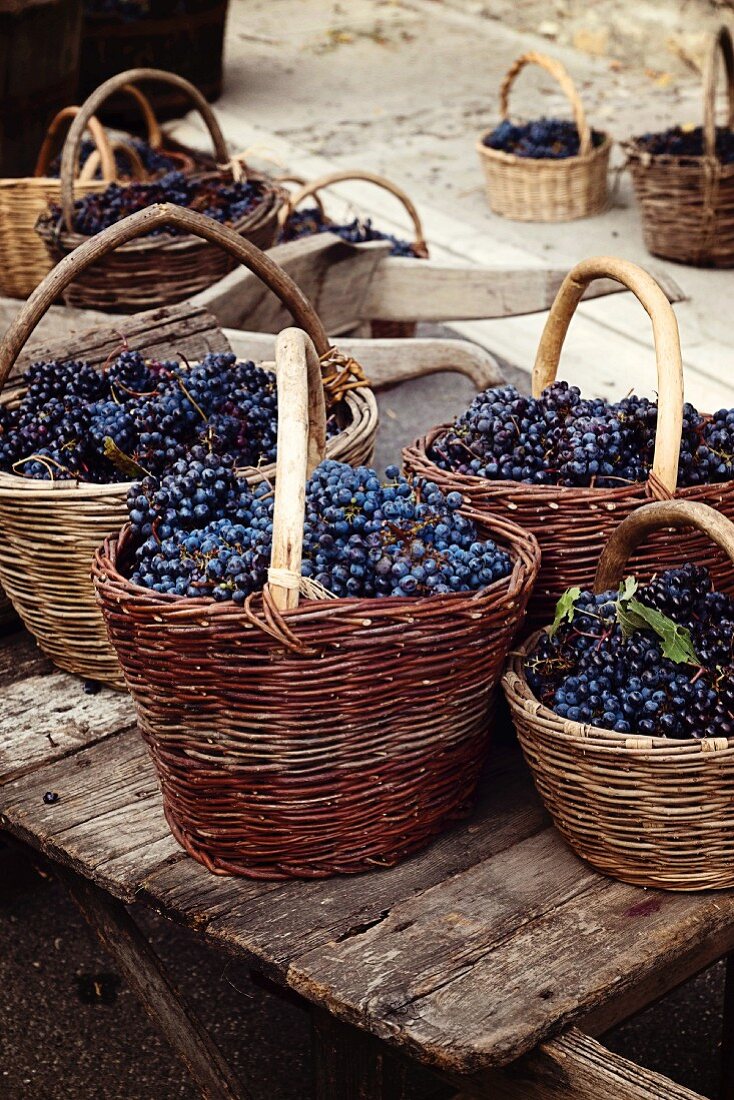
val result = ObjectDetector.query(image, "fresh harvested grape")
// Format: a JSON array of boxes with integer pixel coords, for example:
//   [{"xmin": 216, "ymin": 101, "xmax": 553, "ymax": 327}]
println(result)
[
  {"xmin": 280, "ymin": 207, "xmax": 419, "ymax": 257},
  {"xmin": 429, "ymin": 381, "xmax": 734, "ymax": 489},
  {"xmin": 634, "ymin": 125, "xmax": 734, "ymax": 164},
  {"xmin": 483, "ymin": 118, "xmax": 605, "ymax": 159},
  {"xmin": 48, "ymin": 136, "xmax": 179, "ymax": 179},
  {"xmin": 525, "ymin": 565, "xmax": 734, "ymax": 739},
  {"xmin": 128, "ymin": 460, "xmax": 513, "ymax": 602}
]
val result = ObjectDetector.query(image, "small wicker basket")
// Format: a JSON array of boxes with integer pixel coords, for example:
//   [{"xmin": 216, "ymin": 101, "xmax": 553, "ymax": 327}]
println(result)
[
  {"xmin": 282, "ymin": 170, "xmax": 429, "ymax": 338},
  {"xmin": 504, "ymin": 499, "xmax": 734, "ymax": 892},
  {"xmin": 0, "ymin": 204, "xmax": 377, "ymax": 687},
  {"xmin": 476, "ymin": 51, "xmax": 611, "ymax": 222},
  {"xmin": 92, "ymin": 326, "xmax": 540, "ymax": 880},
  {"xmin": 403, "ymin": 256, "xmax": 734, "ymax": 628},
  {"xmin": 624, "ymin": 26, "xmax": 734, "ymax": 267},
  {"xmin": 35, "ymin": 68, "xmax": 287, "ymax": 313}
]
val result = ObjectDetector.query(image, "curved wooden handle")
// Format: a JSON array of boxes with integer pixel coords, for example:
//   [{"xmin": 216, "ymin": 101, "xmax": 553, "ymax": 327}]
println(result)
[
  {"xmin": 268, "ymin": 328, "xmax": 327, "ymax": 611},
  {"xmin": 277, "ymin": 174, "xmax": 325, "ymax": 218},
  {"xmin": 118, "ymin": 83, "xmax": 163, "ymax": 149},
  {"xmin": 703, "ymin": 25, "xmax": 734, "ymax": 158},
  {"xmin": 34, "ymin": 106, "xmax": 116, "ymax": 181},
  {"xmin": 594, "ymin": 500, "xmax": 734, "ymax": 592},
  {"xmin": 59, "ymin": 68, "xmax": 229, "ymax": 229},
  {"xmin": 0, "ymin": 204, "xmax": 330, "ymax": 396},
  {"xmin": 499, "ymin": 51, "xmax": 592, "ymax": 157},
  {"xmin": 79, "ymin": 138, "xmax": 147, "ymax": 183},
  {"xmin": 532, "ymin": 256, "xmax": 683, "ymax": 494},
  {"xmin": 285, "ymin": 170, "xmax": 427, "ymax": 252}
]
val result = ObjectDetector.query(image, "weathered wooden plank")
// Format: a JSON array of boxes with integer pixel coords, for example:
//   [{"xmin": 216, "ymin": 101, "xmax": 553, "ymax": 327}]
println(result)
[
  {"xmin": 720, "ymin": 953, "xmax": 734, "ymax": 1100},
  {"xmin": 0, "ymin": 627, "xmax": 51, "ymax": 687},
  {"xmin": 139, "ymin": 744, "xmax": 549, "ymax": 975},
  {"xmin": 0, "ymin": 669, "xmax": 135, "ymax": 783},
  {"xmin": 0, "ymin": 728, "xmax": 179, "ymax": 899},
  {"xmin": 455, "ymin": 1028, "xmax": 707, "ymax": 1100},
  {"xmin": 289, "ymin": 865, "xmax": 734, "ymax": 1075},
  {"xmin": 60, "ymin": 866, "xmax": 250, "ymax": 1100}
]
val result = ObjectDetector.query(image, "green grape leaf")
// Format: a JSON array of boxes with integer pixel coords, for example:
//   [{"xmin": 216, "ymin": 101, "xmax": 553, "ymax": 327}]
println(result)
[
  {"xmin": 616, "ymin": 594, "xmax": 700, "ymax": 665},
  {"xmin": 103, "ymin": 437, "xmax": 149, "ymax": 479},
  {"xmin": 549, "ymin": 586, "xmax": 582, "ymax": 637}
]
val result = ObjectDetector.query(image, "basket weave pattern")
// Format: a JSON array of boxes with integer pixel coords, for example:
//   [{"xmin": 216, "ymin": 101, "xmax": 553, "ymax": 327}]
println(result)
[
  {"xmin": 624, "ymin": 26, "xmax": 734, "ymax": 267},
  {"xmin": 0, "ymin": 207, "xmax": 378, "ymax": 687},
  {"xmin": 503, "ymin": 500, "xmax": 734, "ymax": 891},
  {"xmin": 476, "ymin": 52, "xmax": 610, "ymax": 222},
  {"xmin": 92, "ymin": 329, "xmax": 541, "ymax": 879}
]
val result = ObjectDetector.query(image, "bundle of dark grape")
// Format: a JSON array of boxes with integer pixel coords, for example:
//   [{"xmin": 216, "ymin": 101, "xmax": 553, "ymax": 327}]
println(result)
[
  {"xmin": 634, "ymin": 125, "xmax": 734, "ymax": 164},
  {"xmin": 48, "ymin": 137, "xmax": 179, "ymax": 179},
  {"xmin": 280, "ymin": 207, "xmax": 419, "ymax": 257},
  {"xmin": 127, "ymin": 458, "xmax": 512, "ymax": 602},
  {"xmin": 526, "ymin": 563, "xmax": 734, "ymax": 740},
  {"xmin": 483, "ymin": 118, "xmax": 606, "ymax": 160},
  {"xmin": 429, "ymin": 380, "xmax": 734, "ymax": 488},
  {"xmin": 0, "ymin": 349, "xmax": 323, "ymax": 484},
  {"xmin": 49, "ymin": 171, "xmax": 268, "ymax": 237}
]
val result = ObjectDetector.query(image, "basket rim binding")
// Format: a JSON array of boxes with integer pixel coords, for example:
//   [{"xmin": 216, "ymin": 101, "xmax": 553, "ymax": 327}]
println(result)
[
  {"xmin": 503, "ymin": 498, "xmax": 734, "ymax": 752},
  {"xmin": 405, "ymin": 255, "xmax": 684, "ymax": 499},
  {"xmin": 476, "ymin": 49, "xmax": 610, "ymax": 166},
  {"xmin": 623, "ymin": 24, "xmax": 734, "ymax": 169}
]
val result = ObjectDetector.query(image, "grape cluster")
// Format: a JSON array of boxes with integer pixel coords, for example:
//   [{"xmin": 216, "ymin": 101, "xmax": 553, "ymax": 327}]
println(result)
[
  {"xmin": 280, "ymin": 208, "xmax": 419, "ymax": 257},
  {"xmin": 49, "ymin": 171, "xmax": 267, "ymax": 237},
  {"xmin": 128, "ymin": 459, "xmax": 513, "ymax": 603},
  {"xmin": 0, "ymin": 349, "xmax": 316, "ymax": 483},
  {"xmin": 526, "ymin": 564, "xmax": 734, "ymax": 740},
  {"xmin": 483, "ymin": 118, "xmax": 605, "ymax": 160},
  {"xmin": 429, "ymin": 381, "xmax": 734, "ymax": 489},
  {"xmin": 634, "ymin": 125, "xmax": 734, "ymax": 165},
  {"xmin": 48, "ymin": 137, "xmax": 179, "ymax": 180}
]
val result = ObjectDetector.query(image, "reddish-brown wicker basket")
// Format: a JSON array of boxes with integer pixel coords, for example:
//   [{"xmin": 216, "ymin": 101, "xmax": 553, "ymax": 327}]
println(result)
[
  {"xmin": 281, "ymin": 169, "xmax": 429, "ymax": 339},
  {"xmin": 404, "ymin": 255, "xmax": 734, "ymax": 628},
  {"xmin": 92, "ymin": 327, "xmax": 540, "ymax": 880},
  {"xmin": 504, "ymin": 499, "xmax": 734, "ymax": 891},
  {"xmin": 35, "ymin": 68, "xmax": 286, "ymax": 313},
  {"xmin": 0, "ymin": 205, "xmax": 377, "ymax": 687}
]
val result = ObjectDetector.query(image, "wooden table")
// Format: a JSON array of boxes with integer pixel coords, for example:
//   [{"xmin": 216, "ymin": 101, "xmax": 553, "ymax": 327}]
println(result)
[{"xmin": 1, "ymin": 624, "xmax": 730, "ymax": 1100}]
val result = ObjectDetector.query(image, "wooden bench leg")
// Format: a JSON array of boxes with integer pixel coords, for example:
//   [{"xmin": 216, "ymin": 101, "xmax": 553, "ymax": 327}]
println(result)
[{"xmin": 57, "ymin": 865, "xmax": 250, "ymax": 1100}]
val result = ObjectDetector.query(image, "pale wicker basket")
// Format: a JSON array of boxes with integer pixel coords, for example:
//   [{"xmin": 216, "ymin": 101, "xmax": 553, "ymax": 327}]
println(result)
[{"xmin": 477, "ymin": 51, "xmax": 611, "ymax": 222}]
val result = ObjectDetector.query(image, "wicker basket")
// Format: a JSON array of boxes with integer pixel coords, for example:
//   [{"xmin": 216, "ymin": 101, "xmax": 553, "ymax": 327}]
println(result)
[
  {"xmin": 282, "ymin": 169, "xmax": 429, "ymax": 339},
  {"xmin": 624, "ymin": 26, "xmax": 734, "ymax": 267},
  {"xmin": 476, "ymin": 51, "xmax": 611, "ymax": 222},
  {"xmin": 505, "ymin": 499, "xmax": 734, "ymax": 891},
  {"xmin": 0, "ymin": 106, "xmax": 118, "ymax": 301},
  {"xmin": 92, "ymin": 326, "xmax": 540, "ymax": 880},
  {"xmin": 404, "ymin": 256, "xmax": 734, "ymax": 629},
  {"xmin": 35, "ymin": 68, "xmax": 286, "ymax": 313},
  {"xmin": 0, "ymin": 204, "xmax": 378, "ymax": 687}
]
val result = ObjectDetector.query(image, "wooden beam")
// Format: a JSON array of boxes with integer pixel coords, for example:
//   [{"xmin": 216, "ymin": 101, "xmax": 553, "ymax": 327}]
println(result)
[{"xmin": 59, "ymin": 865, "xmax": 251, "ymax": 1100}]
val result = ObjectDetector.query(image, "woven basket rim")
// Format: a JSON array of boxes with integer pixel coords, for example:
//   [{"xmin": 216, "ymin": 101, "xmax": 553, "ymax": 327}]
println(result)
[
  {"xmin": 623, "ymin": 136, "xmax": 734, "ymax": 174},
  {"xmin": 476, "ymin": 129, "xmax": 611, "ymax": 169},
  {"xmin": 94, "ymin": 508, "xmax": 541, "ymax": 624},
  {"xmin": 504, "ymin": 637, "xmax": 734, "ymax": 756}
]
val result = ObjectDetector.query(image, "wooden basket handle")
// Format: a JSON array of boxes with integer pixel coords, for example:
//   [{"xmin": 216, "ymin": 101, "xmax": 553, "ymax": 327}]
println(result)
[
  {"xmin": 532, "ymin": 256, "xmax": 683, "ymax": 494},
  {"xmin": 703, "ymin": 26, "xmax": 734, "ymax": 158},
  {"xmin": 276, "ymin": 174, "xmax": 326, "ymax": 217},
  {"xmin": 117, "ymin": 83, "xmax": 164, "ymax": 149},
  {"xmin": 33, "ymin": 106, "xmax": 117, "ymax": 181},
  {"xmin": 594, "ymin": 500, "xmax": 734, "ymax": 592},
  {"xmin": 267, "ymin": 328, "xmax": 327, "ymax": 611},
  {"xmin": 59, "ymin": 68, "xmax": 229, "ymax": 229},
  {"xmin": 499, "ymin": 51, "xmax": 592, "ymax": 157},
  {"xmin": 283, "ymin": 170, "xmax": 427, "ymax": 253},
  {"xmin": 0, "ymin": 204, "xmax": 330, "ymax": 396},
  {"xmin": 78, "ymin": 138, "xmax": 148, "ymax": 183}
]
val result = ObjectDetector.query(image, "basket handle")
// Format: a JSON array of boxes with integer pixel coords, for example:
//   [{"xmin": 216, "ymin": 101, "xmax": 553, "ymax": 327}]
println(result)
[
  {"xmin": 34, "ymin": 106, "xmax": 117, "ymax": 181},
  {"xmin": 703, "ymin": 26, "xmax": 734, "ymax": 158},
  {"xmin": 283, "ymin": 170, "xmax": 427, "ymax": 253},
  {"xmin": 59, "ymin": 68, "xmax": 229, "ymax": 230},
  {"xmin": 594, "ymin": 500, "xmax": 734, "ymax": 592},
  {"xmin": 268, "ymin": 328, "xmax": 327, "ymax": 611},
  {"xmin": 532, "ymin": 256, "xmax": 684, "ymax": 494},
  {"xmin": 277, "ymin": 174, "xmax": 326, "ymax": 216},
  {"xmin": 0, "ymin": 204, "xmax": 331, "ymax": 397},
  {"xmin": 78, "ymin": 138, "xmax": 148, "ymax": 183},
  {"xmin": 499, "ymin": 51, "xmax": 592, "ymax": 157},
  {"xmin": 117, "ymin": 83, "xmax": 164, "ymax": 149}
]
